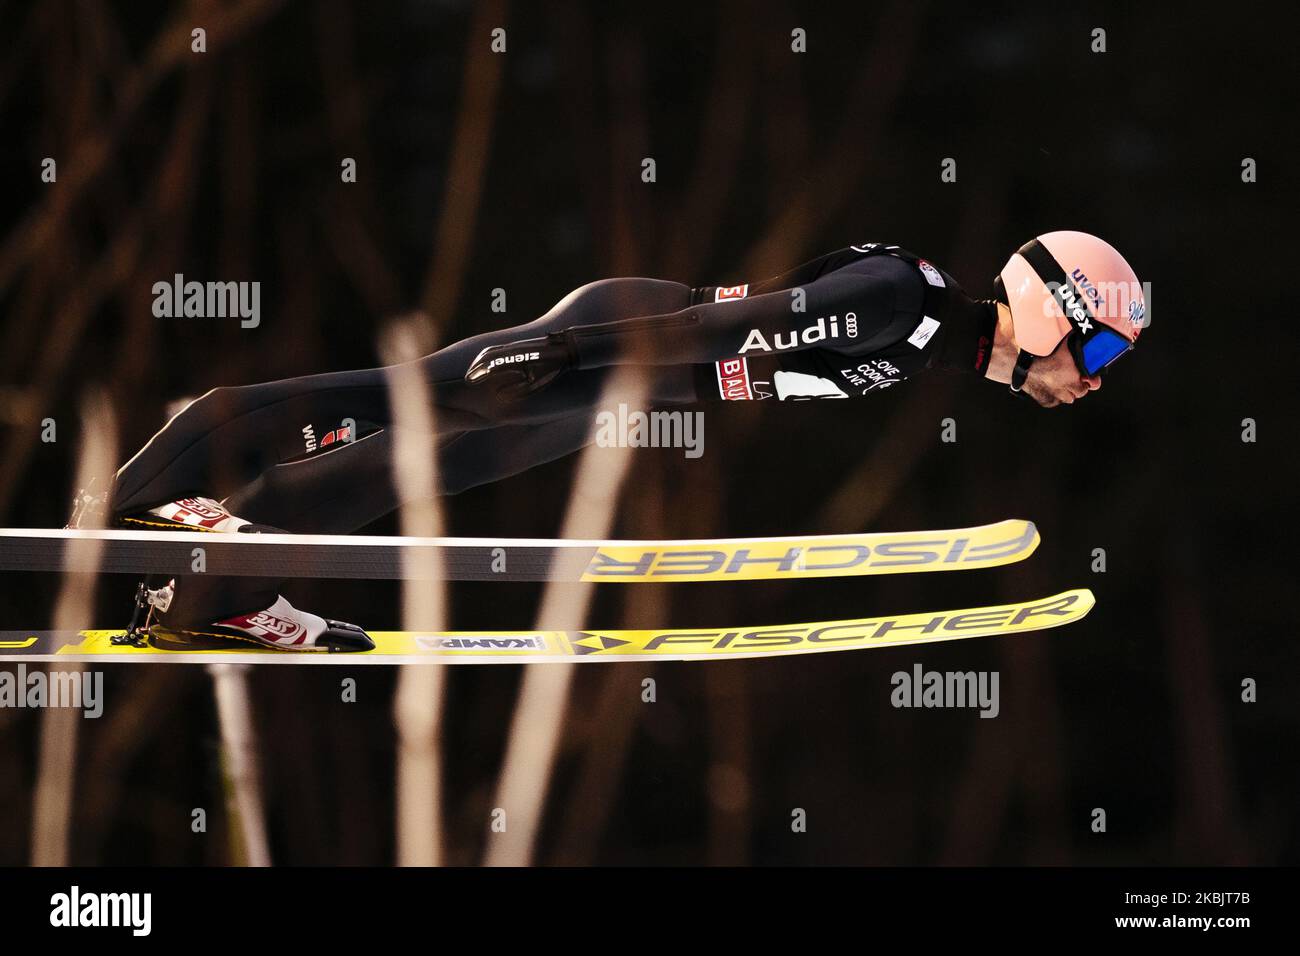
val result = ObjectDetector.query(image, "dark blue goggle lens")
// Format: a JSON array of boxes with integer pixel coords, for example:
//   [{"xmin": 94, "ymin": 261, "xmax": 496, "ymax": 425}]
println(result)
[{"xmin": 1079, "ymin": 328, "xmax": 1132, "ymax": 375}]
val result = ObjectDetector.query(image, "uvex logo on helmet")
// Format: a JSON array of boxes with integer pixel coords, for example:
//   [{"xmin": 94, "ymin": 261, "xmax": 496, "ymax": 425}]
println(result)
[
  {"xmin": 1059, "ymin": 268, "xmax": 1143, "ymax": 329},
  {"xmin": 1055, "ymin": 277, "xmax": 1094, "ymax": 334},
  {"xmin": 1070, "ymin": 268, "xmax": 1105, "ymax": 311}
]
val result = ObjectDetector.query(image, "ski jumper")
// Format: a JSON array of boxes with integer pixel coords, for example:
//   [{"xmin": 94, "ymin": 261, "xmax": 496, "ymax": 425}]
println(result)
[{"xmin": 110, "ymin": 244, "xmax": 996, "ymax": 535}]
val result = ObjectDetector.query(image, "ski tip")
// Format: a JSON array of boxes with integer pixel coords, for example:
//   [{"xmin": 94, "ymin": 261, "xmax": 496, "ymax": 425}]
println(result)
[
  {"xmin": 1039, "ymin": 587, "xmax": 1096, "ymax": 625},
  {"xmin": 1002, "ymin": 518, "xmax": 1038, "ymax": 536},
  {"xmin": 1024, "ymin": 520, "xmax": 1041, "ymax": 551},
  {"xmin": 1000, "ymin": 518, "xmax": 1039, "ymax": 557}
]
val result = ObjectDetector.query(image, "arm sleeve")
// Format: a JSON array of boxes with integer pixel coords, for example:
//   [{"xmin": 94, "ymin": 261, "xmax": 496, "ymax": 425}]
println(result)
[{"xmin": 565, "ymin": 269, "xmax": 899, "ymax": 369}]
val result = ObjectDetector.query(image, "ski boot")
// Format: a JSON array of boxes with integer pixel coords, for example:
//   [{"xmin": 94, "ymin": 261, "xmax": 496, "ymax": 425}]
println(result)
[
  {"xmin": 110, "ymin": 496, "xmax": 373, "ymax": 652},
  {"xmin": 116, "ymin": 580, "xmax": 372, "ymax": 652},
  {"xmin": 119, "ymin": 495, "xmax": 277, "ymax": 533}
]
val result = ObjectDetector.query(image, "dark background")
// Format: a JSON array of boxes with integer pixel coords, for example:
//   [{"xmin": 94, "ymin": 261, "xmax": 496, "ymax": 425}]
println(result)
[{"xmin": 0, "ymin": 0, "xmax": 1294, "ymax": 865}]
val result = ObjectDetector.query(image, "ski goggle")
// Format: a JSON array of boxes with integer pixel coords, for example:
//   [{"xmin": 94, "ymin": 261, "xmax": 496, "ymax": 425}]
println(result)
[{"xmin": 1069, "ymin": 325, "xmax": 1134, "ymax": 377}]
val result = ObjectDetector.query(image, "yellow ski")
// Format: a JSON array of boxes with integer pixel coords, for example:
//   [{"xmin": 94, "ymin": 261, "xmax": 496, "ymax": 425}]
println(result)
[
  {"xmin": 0, "ymin": 519, "xmax": 1038, "ymax": 582},
  {"xmin": 0, "ymin": 589, "xmax": 1094, "ymax": 664}
]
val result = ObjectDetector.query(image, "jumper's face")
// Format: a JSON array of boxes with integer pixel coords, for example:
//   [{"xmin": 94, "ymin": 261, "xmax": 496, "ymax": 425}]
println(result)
[{"xmin": 1022, "ymin": 336, "xmax": 1103, "ymax": 408}]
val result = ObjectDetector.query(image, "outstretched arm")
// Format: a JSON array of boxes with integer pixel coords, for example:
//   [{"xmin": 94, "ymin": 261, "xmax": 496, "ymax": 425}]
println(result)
[
  {"xmin": 465, "ymin": 264, "xmax": 906, "ymax": 397},
  {"xmin": 565, "ymin": 270, "xmax": 896, "ymax": 368}
]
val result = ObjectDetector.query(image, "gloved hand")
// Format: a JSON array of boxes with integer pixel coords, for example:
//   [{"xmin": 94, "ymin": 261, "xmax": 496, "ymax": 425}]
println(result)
[{"xmin": 464, "ymin": 331, "xmax": 578, "ymax": 400}]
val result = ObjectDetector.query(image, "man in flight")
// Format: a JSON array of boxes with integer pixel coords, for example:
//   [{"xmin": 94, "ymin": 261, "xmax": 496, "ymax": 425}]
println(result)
[{"xmin": 83, "ymin": 231, "xmax": 1147, "ymax": 651}]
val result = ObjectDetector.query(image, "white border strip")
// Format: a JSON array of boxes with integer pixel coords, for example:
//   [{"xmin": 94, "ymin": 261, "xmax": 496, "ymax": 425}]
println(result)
[{"xmin": 0, "ymin": 520, "xmax": 1030, "ymax": 551}]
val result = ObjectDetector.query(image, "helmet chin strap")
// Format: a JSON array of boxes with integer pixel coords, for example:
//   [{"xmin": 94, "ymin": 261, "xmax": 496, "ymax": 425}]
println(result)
[
  {"xmin": 1009, "ymin": 349, "xmax": 1035, "ymax": 393},
  {"xmin": 992, "ymin": 275, "xmax": 1035, "ymax": 394}
]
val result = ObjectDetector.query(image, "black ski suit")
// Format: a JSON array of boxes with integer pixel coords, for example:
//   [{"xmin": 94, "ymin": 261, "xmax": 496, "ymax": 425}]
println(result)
[{"xmin": 111, "ymin": 243, "xmax": 994, "ymax": 538}]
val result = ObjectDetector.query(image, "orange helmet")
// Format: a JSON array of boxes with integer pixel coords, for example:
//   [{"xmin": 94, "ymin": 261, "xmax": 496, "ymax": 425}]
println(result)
[{"xmin": 995, "ymin": 231, "xmax": 1147, "ymax": 377}]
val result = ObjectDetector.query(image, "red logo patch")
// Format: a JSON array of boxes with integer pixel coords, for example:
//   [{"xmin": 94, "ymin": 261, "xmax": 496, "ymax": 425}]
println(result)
[
  {"xmin": 716, "ymin": 357, "xmax": 754, "ymax": 401},
  {"xmin": 175, "ymin": 498, "xmax": 225, "ymax": 521},
  {"xmin": 221, "ymin": 610, "xmax": 308, "ymax": 645},
  {"xmin": 320, "ymin": 425, "xmax": 352, "ymax": 447}
]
